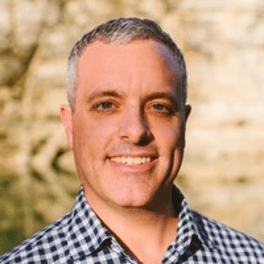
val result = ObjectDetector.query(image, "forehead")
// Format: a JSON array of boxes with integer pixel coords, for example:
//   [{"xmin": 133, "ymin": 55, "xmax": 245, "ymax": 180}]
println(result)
[{"xmin": 76, "ymin": 40, "xmax": 179, "ymax": 97}]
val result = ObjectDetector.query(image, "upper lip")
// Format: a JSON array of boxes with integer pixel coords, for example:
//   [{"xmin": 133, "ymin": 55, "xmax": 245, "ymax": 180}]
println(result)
[{"xmin": 108, "ymin": 152, "xmax": 158, "ymax": 159}]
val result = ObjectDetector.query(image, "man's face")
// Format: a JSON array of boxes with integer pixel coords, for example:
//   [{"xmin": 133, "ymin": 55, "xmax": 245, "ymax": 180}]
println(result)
[{"xmin": 60, "ymin": 40, "xmax": 190, "ymax": 209}]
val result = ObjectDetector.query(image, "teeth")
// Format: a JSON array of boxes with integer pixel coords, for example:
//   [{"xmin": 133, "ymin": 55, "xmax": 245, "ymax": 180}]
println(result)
[
  {"xmin": 127, "ymin": 157, "xmax": 133, "ymax": 165},
  {"xmin": 110, "ymin": 157, "xmax": 151, "ymax": 165}
]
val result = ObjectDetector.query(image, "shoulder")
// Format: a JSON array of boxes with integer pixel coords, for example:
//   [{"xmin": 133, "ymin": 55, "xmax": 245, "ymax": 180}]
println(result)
[
  {"xmin": 192, "ymin": 210, "xmax": 264, "ymax": 260},
  {"xmin": 0, "ymin": 212, "xmax": 71, "ymax": 264}
]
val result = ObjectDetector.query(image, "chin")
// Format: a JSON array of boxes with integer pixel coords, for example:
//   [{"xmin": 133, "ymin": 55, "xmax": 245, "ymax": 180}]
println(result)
[
  {"xmin": 106, "ymin": 183, "xmax": 158, "ymax": 209},
  {"xmin": 112, "ymin": 198, "xmax": 153, "ymax": 209}
]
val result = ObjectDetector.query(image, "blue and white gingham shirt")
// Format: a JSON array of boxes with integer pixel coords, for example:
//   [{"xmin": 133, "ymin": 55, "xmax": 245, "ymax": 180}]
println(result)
[{"xmin": 1, "ymin": 185, "xmax": 264, "ymax": 263}]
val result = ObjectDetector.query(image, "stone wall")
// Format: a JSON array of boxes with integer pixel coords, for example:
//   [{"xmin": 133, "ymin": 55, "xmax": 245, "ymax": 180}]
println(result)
[{"xmin": 1, "ymin": 0, "xmax": 264, "ymax": 252}]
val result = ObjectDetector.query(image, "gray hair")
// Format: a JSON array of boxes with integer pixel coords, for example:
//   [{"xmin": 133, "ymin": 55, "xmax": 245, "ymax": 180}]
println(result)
[{"xmin": 67, "ymin": 17, "xmax": 187, "ymax": 109}]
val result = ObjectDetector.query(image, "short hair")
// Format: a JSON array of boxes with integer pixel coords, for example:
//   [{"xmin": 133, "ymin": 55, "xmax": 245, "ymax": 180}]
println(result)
[{"xmin": 67, "ymin": 17, "xmax": 187, "ymax": 109}]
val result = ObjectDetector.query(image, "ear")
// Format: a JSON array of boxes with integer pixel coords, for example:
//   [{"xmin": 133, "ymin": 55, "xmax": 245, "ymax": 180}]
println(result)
[
  {"xmin": 60, "ymin": 104, "xmax": 74, "ymax": 149},
  {"xmin": 180, "ymin": 104, "xmax": 192, "ymax": 148},
  {"xmin": 185, "ymin": 104, "xmax": 191, "ymax": 122}
]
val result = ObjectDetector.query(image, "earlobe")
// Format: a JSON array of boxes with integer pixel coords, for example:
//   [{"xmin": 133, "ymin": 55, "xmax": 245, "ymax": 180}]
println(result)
[{"xmin": 60, "ymin": 104, "xmax": 74, "ymax": 149}]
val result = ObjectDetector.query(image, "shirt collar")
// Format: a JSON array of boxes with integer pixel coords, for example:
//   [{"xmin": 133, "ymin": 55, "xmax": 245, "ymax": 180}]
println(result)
[
  {"xmin": 65, "ymin": 185, "xmax": 112, "ymax": 261},
  {"xmin": 171, "ymin": 186, "xmax": 215, "ymax": 254},
  {"xmin": 65, "ymin": 185, "xmax": 215, "ymax": 262}
]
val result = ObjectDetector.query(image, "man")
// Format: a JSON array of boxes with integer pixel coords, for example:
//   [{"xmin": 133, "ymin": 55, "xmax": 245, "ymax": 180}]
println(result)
[{"xmin": 1, "ymin": 17, "xmax": 263, "ymax": 264}]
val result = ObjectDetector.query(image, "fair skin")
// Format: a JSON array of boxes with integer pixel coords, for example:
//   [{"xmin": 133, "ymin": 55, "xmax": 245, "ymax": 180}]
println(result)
[{"xmin": 60, "ymin": 40, "xmax": 191, "ymax": 264}]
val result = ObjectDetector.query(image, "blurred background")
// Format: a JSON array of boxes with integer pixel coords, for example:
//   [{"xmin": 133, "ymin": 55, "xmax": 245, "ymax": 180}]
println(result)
[{"xmin": 1, "ymin": 0, "xmax": 264, "ymax": 254}]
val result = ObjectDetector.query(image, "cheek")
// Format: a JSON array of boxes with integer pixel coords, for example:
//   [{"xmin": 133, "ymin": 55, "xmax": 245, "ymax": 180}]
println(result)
[
  {"xmin": 152, "ymin": 121, "xmax": 183, "ymax": 149},
  {"xmin": 73, "ymin": 114, "xmax": 118, "ymax": 153}
]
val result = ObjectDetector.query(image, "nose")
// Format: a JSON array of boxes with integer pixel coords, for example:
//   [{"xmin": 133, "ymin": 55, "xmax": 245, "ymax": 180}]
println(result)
[{"xmin": 118, "ymin": 107, "xmax": 152, "ymax": 145}]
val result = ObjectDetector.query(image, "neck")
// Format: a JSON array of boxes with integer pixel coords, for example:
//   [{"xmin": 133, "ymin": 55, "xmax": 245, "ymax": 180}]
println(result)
[{"xmin": 84, "ymin": 187, "xmax": 178, "ymax": 264}]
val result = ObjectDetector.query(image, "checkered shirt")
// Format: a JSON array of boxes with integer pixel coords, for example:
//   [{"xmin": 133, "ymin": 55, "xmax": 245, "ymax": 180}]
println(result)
[{"xmin": 1, "ymin": 185, "xmax": 264, "ymax": 263}]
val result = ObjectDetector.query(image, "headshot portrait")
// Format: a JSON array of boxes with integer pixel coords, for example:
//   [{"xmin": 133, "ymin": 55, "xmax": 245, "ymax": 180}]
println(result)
[{"xmin": 1, "ymin": 1, "xmax": 264, "ymax": 264}]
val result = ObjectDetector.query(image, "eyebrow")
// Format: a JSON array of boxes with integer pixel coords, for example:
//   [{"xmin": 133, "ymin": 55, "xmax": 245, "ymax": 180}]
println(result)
[
  {"xmin": 86, "ymin": 90, "xmax": 123, "ymax": 104},
  {"xmin": 86, "ymin": 90, "xmax": 178, "ymax": 105},
  {"xmin": 143, "ymin": 91, "xmax": 177, "ymax": 103}
]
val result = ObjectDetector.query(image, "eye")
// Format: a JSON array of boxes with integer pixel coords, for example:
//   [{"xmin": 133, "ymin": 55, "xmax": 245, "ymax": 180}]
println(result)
[
  {"xmin": 98, "ymin": 101, "xmax": 113, "ymax": 110},
  {"xmin": 152, "ymin": 104, "xmax": 167, "ymax": 111},
  {"xmin": 91, "ymin": 100, "xmax": 118, "ymax": 113},
  {"xmin": 151, "ymin": 103, "xmax": 173, "ymax": 115}
]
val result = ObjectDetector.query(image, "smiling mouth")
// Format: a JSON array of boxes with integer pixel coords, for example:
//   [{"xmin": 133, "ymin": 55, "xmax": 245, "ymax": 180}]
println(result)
[{"xmin": 109, "ymin": 156, "xmax": 154, "ymax": 165}]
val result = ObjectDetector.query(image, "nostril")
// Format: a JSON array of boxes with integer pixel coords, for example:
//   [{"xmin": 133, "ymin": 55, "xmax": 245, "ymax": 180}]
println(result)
[
  {"xmin": 118, "ymin": 110, "xmax": 152, "ymax": 144},
  {"xmin": 137, "ymin": 131, "xmax": 153, "ymax": 146}
]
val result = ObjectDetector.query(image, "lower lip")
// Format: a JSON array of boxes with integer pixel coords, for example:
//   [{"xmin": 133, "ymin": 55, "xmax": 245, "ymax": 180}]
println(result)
[{"xmin": 107, "ymin": 158, "xmax": 157, "ymax": 171}]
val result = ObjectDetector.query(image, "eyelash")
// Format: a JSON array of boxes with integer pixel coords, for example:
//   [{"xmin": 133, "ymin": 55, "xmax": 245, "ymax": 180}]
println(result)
[
  {"xmin": 98, "ymin": 101, "xmax": 114, "ymax": 109},
  {"xmin": 92, "ymin": 100, "xmax": 117, "ymax": 112},
  {"xmin": 91, "ymin": 100, "xmax": 177, "ymax": 116},
  {"xmin": 149, "ymin": 103, "xmax": 174, "ymax": 116}
]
